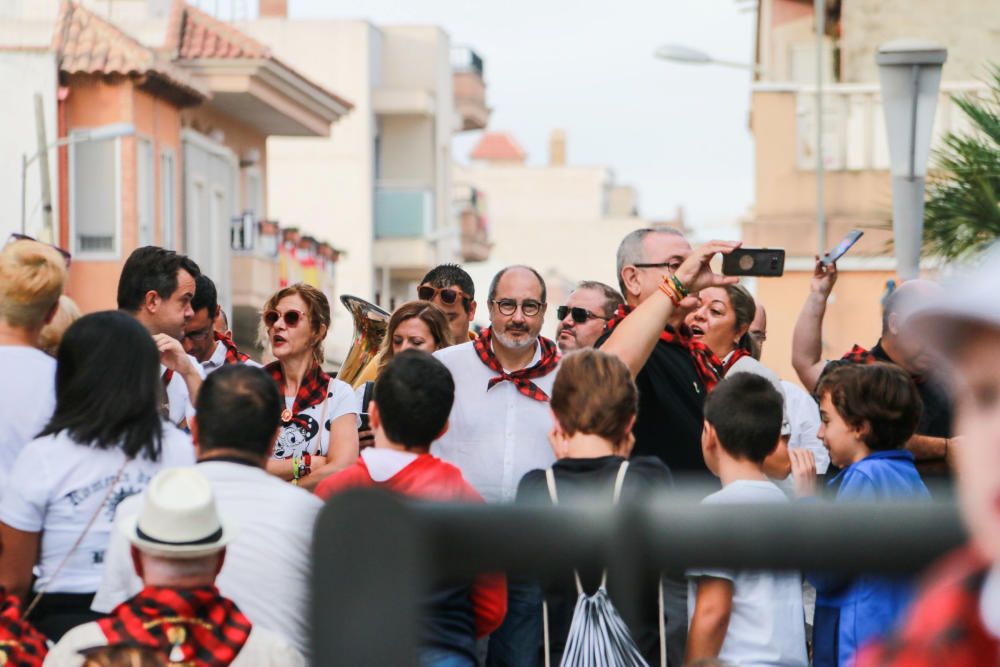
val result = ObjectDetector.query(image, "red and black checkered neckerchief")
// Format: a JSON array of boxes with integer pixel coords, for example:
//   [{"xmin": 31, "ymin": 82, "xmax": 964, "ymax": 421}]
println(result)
[
  {"xmin": 214, "ymin": 332, "xmax": 250, "ymax": 365},
  {"xmin": 265, "ymin": 361, "xmax": 331, "ymax": 426},
  {"xmin": 98, "ymin": 586, "xmax": 251, "ymax": 667},
  {"xmin": 842, "ymin": 344, "xmax": 877, "ymax": 365},
  {"xmin": 473, "ymin": 328, "xmax": 560, "ymax": 402},
  {"xmin": 0, "ymin": 589, "xmax": 47, "ymax": 666},
  {"xmin": 605, "ymin": 305, "xmax": 724, "ymax": 391}
]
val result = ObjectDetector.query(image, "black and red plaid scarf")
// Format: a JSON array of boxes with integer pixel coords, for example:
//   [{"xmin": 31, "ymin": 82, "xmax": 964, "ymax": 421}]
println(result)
[
  {"xmin": 473, "ymin": 328, "xmax": 560, "ymax": 402},
  {"xmin": 265, "ymin": 361, "xmax": 331, "ymax": 427},
  {"xmin": 842, "ymin": 344, "xmax": 877, "ymax": 365},
  {"xmin": 213, "ymin": 332, "xmax": 250, "ymax": 365},
  {"xmin": 0, "ymin": 589, "xmax": 47, "ymax": 666},
  {"xmin": 98, "ymin": 586, "xmax": 251, "ymax": 667},
  {"xmin": 605, "ymin": 305, "xmax": 724, "ymax": 391}
]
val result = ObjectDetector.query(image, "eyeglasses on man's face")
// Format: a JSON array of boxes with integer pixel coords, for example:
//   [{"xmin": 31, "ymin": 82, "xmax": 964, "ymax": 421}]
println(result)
[
  {"xmin": 491, "ymin": 298, "xmax": 543, "ymax": 317},
  {"xmin": 632, "ymin": 260, "xmax": 683, "ymax": 273},
  {"xmin": 556, "ymin": 306, "xmax": 608, "ymax": 324}
]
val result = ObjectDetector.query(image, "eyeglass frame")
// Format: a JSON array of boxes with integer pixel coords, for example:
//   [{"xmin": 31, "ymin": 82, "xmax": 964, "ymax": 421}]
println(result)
[
  {"xmin": 556, "ymin": 305, "xmax": 608, "ymax": 324},
  {"xmin": 263, "ymin": 308, "xmax": 307, "ymax": 328},
  {"xmin": 631, "ymin": 260, "xmax": 683, "ymax": 273},
  {"xmin": 490, "ymin": 298, "xmax": 545, "ymax": 317},
  {"xmin": 6, "ymin": 233, "xmax": 72, "ymax": 268},
  {"xmin": 417, "ymin": 284, "xmax": 473, "ymax": 308}
]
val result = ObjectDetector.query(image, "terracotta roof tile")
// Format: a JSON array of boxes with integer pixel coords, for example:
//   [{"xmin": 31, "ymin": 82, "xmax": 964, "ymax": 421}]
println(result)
[
  {"xmin": 166, "ymin": 0, "xmax": 269, "ymax": 60},
  {"xmin": 470, "ymin": 132, "xmax": 526, "ymax": 162}
]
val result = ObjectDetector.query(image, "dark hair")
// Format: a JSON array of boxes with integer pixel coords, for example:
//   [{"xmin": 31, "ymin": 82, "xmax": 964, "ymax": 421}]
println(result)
[
  {"xmin": 488, "ymin": 265, "xmax": 547, "ymax": 304},
  {"xmin": 704, "ymin": 373, "xmax": 783, "ymax": 463},
  {"xmin": 420, "ymin": 263, "xmax": 476, "ymax": 311},
  {"xmin": 117, "ymin": 246, "xmax": 201, "ymax": 312},
  {"xmin": 38, "ymin": 311, "xmax": 163, "ymax": 460},
  {"xmin": 195, "ymin": 365, "xmax": 282, "ymax": 457},
  {"xmin": 576, "ymin": 280, "xmax": 624, "ymax": 318},
  {"xmin": 816, "ymin": 363, "xmax": 922, "ymax": 451},
  {"xmin": 551, "ymin": 349, "xmax": 637, "ymax": 449},
  {"xmin": 723, "ymin": 284, "xmax": 757, "ymax": 354},
  {"xmin": 374, "ymin": 350, "xmax": 454, "ymax": 450},
  {"xmin": 191, "ymin": 274, "xmax": 219, "ymax": 318}
]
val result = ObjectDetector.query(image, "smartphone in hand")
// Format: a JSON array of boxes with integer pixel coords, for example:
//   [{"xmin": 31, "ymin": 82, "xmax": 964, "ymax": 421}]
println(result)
[
  {"xmin": 722, "ymin": 248, "xmax": 786, "ymax": 277},
  {"xmin": 821, "ymin": 230, "xmax": 864, "ymax": 266}
]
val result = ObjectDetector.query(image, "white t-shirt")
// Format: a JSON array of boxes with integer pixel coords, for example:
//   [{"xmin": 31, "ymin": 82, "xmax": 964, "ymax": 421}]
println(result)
[
  {"xmin": 0, "ymin": 346, "xmax": 56, "ymax": 497},
  {"xmin": 93, "ymin": 460, "xmax": 323, "ymax": 656},
  {"xmin": 726, "ymin": 355, "xmax": 790, "ymax": 437},
  {"xmin": 687, "ymin": 480, "xmax": 808, "ymax": 667},
  {"xmin": 162, "ymin": 356, "xmax": 206, "ymax": 426},
  {"xmin": 272, "ymin": 378, "xmax": 358, "ymax": 459},
  {"xmin": 782, "ymin": 380, "xmax": 830, "ymax": 475},
  {"xmin": 0, "ymin": 424, "xmax": 196, "ymax": 593}
]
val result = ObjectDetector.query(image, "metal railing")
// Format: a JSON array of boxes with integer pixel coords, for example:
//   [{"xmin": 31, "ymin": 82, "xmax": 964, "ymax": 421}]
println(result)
[
  {"xmin": 310, "ymin": 489, "xmax": 965, "ymax": 665},
  {"xmin": 451, "ymin": 45, "xmax": 485, "ymax": 78}
]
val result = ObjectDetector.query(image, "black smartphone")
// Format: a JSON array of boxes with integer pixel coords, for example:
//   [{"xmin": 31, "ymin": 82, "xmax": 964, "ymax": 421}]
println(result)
[
  {"xmin": 821, "ymin": 230, "xmax": 864, "ymax": 266},
  {"xmin": 722, "ymin": 248, "xmax": 785, "ymax": 277}
]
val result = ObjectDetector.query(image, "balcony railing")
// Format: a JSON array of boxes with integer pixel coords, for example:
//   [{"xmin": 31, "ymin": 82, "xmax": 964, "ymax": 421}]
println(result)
[
  {"xmin": 375, "ymin": 187, "xmax": 434, "ymax": 239},
  {"xmin": 450, "ymin": 45, "xmax": 484, "ymax": 78}
]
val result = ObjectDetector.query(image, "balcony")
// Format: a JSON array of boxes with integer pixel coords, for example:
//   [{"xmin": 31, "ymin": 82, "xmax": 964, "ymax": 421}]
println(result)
[
  {"xmin": 452, "ymin": 46, "xmax": 489, "ymax": 131},
  {"xmin": 453, "ymin": 184, "xmax": 491, "ymax": 262}
]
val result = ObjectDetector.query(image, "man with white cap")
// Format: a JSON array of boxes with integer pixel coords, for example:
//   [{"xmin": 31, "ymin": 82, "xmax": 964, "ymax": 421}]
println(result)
[{"xmin": 45, "ymin": 468, "xmax": 302, "ymax": 666}]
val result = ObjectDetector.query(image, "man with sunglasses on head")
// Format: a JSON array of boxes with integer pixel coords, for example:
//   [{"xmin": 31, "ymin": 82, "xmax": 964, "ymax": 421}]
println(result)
[
  {"xmin": 555, "ymin": 281, "xmax": 623, "ymax": 353},
  {"xmin": 183, "ymin": 275, "xmax": 260, "ymax": 374},
  {"xmin": 418, "ymin": 264, "xmax": 478, "ymax": 342},
  {"xmin": 431, "ymin": 265, "xmax": 559, "ymax": 667}
]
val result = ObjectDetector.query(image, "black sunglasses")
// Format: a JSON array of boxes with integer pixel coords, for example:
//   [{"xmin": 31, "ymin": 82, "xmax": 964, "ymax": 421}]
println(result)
[
  {"xmin": 418, "ymin": 284, "xmax": 471, "ymax": 307},
  {"xmin": 556, "ymin": 306, "xmax": 608, "ymax": 324},
  {"xmin": 6, "ymin": 233, "xmax": 72, "ymax": 268}
]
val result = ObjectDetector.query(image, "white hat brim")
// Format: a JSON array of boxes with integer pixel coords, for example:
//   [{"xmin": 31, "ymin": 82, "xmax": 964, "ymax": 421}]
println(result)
[{"xmin": 121, "ymin": 514, "xmax": 238, "ymax": 559}]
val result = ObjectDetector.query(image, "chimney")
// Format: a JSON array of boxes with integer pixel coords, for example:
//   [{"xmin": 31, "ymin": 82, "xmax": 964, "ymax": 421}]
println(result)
[
  {"xmin": 549, "ymin": 129, "xmax": 566, "ymax": 166},
  {"xmin": 259, "ymin": 0, "xmax": 288, "ymax": 18}
]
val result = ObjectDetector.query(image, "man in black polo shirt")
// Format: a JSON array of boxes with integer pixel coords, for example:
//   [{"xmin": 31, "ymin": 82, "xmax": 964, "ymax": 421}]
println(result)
[{"xmin": 792, "ymin": 259, "xmax": 954, "ymax": 479}]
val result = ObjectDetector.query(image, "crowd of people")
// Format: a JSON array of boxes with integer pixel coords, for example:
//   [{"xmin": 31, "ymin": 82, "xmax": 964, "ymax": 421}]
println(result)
[{"xmin": 0, "ymin": 225, "xmax": 996, "ymax": 666}]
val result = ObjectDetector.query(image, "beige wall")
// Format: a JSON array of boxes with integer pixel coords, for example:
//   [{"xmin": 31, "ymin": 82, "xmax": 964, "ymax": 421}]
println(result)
[{"xmin": 379, "ymin": 116, "xmax": 435, "ymax": 186}]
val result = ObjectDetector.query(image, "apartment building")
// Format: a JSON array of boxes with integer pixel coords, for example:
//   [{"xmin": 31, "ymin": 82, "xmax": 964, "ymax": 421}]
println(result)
[{"xmin": 746, "ymin": 0, "xmax": 1000, "ymax": 380}]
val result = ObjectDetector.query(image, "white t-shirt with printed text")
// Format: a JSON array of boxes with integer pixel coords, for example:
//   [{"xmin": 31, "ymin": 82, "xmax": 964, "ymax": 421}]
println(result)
[
  {"xmin": 272, "ymin": 378, "xmax": 358, "ymax": 460},
  {"xmin": 0, "ymin": 424, "xmax": 196, "ymax": 593}
]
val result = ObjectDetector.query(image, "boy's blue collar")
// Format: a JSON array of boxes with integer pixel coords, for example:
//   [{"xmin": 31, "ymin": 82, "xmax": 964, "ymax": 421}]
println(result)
[{"xmin": 828, "ymin": 449, "xmax": 915, "ymax": 486}]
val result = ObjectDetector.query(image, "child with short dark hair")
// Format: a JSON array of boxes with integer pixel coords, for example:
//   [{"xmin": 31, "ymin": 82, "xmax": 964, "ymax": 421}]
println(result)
[
  {"xmin": 315, "ymin": 350, "xmax": 506, "ymax": 667},
  {"xmin": 789, "ymin": 362, "xmax": 930, "ymax": 667},
  {"xmin": 687, "ymin": 373, "xmax": 808, "ymax": 666}
]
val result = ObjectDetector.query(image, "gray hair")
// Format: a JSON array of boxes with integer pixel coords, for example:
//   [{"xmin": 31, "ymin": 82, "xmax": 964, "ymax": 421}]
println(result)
[
  {"xmin": 575, "ymin": 280, "xmax": 624, "ymax": 318},
  {"xmin": 488, "ymin": 265, "xmax": 547, "ymax": 304},
  {"xmin": 615, "ymin": 227, "xmax": 686, "ymax": 294},
  {"xmin": 138, "ymin": 552, "xmax": 221, "ymax": 586}
]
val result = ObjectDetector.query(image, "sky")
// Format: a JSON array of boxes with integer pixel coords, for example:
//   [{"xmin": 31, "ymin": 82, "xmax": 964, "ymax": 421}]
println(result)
[{"xmin": 213, "ymin": 0, "xmax": 759, "ymax": 238}]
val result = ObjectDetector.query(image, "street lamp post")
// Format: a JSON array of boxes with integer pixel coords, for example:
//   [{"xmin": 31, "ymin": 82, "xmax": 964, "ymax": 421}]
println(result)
[{"xmin": 875, "ymin": 40, "xmax": 947, "ymax": 281}]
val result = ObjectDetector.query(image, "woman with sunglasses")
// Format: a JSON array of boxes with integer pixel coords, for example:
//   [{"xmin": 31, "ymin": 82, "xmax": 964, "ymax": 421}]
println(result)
[{"xmin": 261, "ymin": 284, "xmax": 359, "ymax": 489}]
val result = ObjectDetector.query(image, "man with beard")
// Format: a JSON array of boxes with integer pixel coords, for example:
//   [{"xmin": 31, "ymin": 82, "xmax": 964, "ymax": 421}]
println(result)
[
  {"xmin": 554, "ymin": 281, "xmax": 622, "ymax": 353},
  {"xmin": 117, "ymin": 246, "xmax": 205, "ymax": 427},
  {"xmin": 431, "ymin": 265, "xmax": 559, "ymax": 667},
  {"xmin": 792, "ymin": 259, "xmax": 953, "ymax": 479}
]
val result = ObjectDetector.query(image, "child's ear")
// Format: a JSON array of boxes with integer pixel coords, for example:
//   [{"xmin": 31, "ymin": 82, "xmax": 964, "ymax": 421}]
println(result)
[
  {"xmin": 701, "ymin": 421, "xmax": 717, "ymax": 453},
  {"xmin": 853, "ymin": 420, "xmax": 871, "ymax": 445}
]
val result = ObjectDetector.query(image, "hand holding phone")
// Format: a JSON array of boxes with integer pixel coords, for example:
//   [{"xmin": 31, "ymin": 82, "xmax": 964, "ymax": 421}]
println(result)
[
  {"xmin": 722, "ymin": 248, "xmax": 785, "ymax": 277},
  {"xmin": 821, "ymin": 230, "xmax": 864, "ymax": 266}
]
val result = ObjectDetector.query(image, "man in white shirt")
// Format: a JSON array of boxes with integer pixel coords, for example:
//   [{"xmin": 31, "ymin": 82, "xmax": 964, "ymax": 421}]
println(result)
[
  {"xmin": 431, "ymin": 265, "xmax": 560, "ymax": 667},
  {"xmin": 117, "ymin": 246, "xmax": 204, "ymax": 427},
  {"xmin": 183, "ymin": 274, "xmax": 260, "ymax": 374},
  {"xmin": 93, "ymin": 364, "xmax": 321, "ymax": 657},
  {"xmin": 0, "ymin": 238, "xmax": 66, "ymax": 496},
  {"xmin": 48, "ymin": 467, "xmax": 301, "ymax": 666}
]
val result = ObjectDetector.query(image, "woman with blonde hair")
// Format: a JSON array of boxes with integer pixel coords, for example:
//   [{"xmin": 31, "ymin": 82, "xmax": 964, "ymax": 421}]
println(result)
[
  {"xmin": 38, "ymin": 295, "xmax": 81, "ymax": 357},
  {"xmin": 262, "ymin": 283, "xmax": 359, "ymax": 488}
]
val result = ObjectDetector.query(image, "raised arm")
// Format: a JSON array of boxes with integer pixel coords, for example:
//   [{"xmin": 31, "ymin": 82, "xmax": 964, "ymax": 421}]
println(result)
[
  {"xmin": 791, "ymin": 258, "xmax": 838, "ymax": 392},
  {"xmin": 601, "ymin": 241, "xmax": 741, "ymax": 378}
]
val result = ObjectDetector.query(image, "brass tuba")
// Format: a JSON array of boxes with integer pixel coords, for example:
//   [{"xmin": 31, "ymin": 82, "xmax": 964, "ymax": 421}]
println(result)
[{"xmin": 337, "ymin": 295, "xmax": 390, "ymax": 388}]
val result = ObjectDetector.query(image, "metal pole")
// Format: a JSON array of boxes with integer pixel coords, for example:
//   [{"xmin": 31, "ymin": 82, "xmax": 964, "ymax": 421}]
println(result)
[
  {"xmin": 815, "ymin": 0, "xmax": 826, "ymax": 256},
  {"xmin": 34, "ymin": 93, "xmax": 55, "ymax": 244},
  {"xmin": 20, "ymin": 154, "xmax": 27, "ymax": 235}
]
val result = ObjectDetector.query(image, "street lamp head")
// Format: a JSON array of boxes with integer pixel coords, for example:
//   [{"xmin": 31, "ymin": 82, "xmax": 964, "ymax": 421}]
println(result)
[
  {"xmin": 80, "ymin": 122, "xmax": 136, "ymax": 142},
  {"xmin": 654, "ymin": 44, "xmax": 713, "ymax": 65},
  {"xmin": 875, "ymin": 39, "xmax": 948, "ymax": 68}
]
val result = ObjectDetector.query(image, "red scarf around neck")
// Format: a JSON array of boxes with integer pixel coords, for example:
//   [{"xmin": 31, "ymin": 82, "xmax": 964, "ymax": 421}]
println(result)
[
  {"xmin": 265, "ymin": 361, "xmax": 331, "ymax": 428},
  {"xmin": 97, "ymin": 586, "xmax": 251, "ymax": 667},
  {"xmin": 0, "ymin": 588, "xmax": 47, "ymax": 666},
  {"xmin": 214, "ymin": 332, "xmax": 250, "ymax": 365},
  {"xmin": 473, "ymin": 328, "xmax": 560, "ymax": 402}
]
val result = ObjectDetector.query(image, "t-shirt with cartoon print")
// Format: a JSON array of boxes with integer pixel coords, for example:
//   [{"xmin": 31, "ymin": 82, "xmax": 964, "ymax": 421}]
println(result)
[
  {"xmin": 271, "ymin": 378, "xmax": 359, "ymax": 460},
  {"xmin": 0, "ymin": 423, "xmax": 196, "ymax": 593}
]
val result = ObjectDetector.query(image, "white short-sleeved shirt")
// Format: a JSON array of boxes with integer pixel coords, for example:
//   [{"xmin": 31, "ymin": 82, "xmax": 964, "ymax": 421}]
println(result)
[
  {"xmin": 272, "ymin": 378, "xmax": 358, "ymax": 460},
  {"xmin": 0, "ymin": 346, "xmax": 56, "ymax": 496},
  {"xmin": 725, "ymin": 355, "xmax": 790, "ymax": 436},
  {"xmin": 687, "ymin": 480, "xmax": 808, "ymax": 667},
  {"xmin": 200, "ymin": 341, "xmax": 263, "ymax": 375},
  {"xmin": 0, "ymin": 425, "xmax": 196, "ymax": 593},
  {"xmin": 782, "ymin": 380, "xmax": 830, "ymax": 475},
  {"xmin": 162, "ymin": 356, "xmax": 206, "ymax": 425},
  {"xmin": 93, "ymin": 460, "xmax": 322, "ymax": 656},
  {"xmin": 431, "ymin": 340, "xmax": 558, "ymax": 504}
]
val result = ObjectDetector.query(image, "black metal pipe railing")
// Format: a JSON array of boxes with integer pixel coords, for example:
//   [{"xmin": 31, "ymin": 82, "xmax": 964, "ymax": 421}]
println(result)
[{"xmin": 310, "ymin": 489, "xmax": 965, "ymax": 666}]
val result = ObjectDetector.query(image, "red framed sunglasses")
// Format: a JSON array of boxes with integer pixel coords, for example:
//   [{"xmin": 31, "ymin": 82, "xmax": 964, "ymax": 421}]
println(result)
[{"xmin": 263, "ymin": 309, "xmax": 307, "ymax": 328}]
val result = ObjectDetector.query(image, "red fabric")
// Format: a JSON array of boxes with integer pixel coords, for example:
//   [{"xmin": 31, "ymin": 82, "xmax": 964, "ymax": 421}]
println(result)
[
  {"xmin": 316, "ymin": 455, "xmax": 508, "ymax": 636},
  {"xmin": 856, "ymin": 545, "xmax": 1000, "ymax": 667},
  {"xmin": 842, "ymin": 344, "xmax": 878, "ymax": 365},
  {"xmin": 98, "ymin": 586, "xmax": 251, "ymax": 667},
  {"xmin": 472, "ymin": 328, "xmax": 559, "ymax": 402},
  {"xmin": 0, "ymin": 589, "xmax": 47, "ymax": 666},
  {"xmin": 605, "ymin": 304, "xmax": 724, "ymax": 391},
  {"xmin": 265, "ymin": 361, "xmax": 330, "ymax": 429},
  {"xmin": 162, "ymin": 368, "xmax": 175, "ymax": 386},
  {"xmin": 722, "ymin": 347, "xmax": 752, "ymax": 375},
  {"xmin": 214, "ymin": 331, "xmax": 250, "ymax": 364}
]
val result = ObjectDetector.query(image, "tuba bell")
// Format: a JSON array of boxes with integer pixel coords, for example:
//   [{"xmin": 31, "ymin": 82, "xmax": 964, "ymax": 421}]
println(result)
[{"xmin": 337, "ymin": 295, "xmax": 390, "ymax": 388}]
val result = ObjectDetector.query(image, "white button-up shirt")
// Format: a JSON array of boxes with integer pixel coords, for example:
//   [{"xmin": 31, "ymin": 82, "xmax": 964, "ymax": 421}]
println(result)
[
  {"xmin": 201, "ymin": 340, "xmax": 262, "ymax": 375},
  {"xmin": 432, "ymin": 340, "xmax": 558, "ymax": 504}
]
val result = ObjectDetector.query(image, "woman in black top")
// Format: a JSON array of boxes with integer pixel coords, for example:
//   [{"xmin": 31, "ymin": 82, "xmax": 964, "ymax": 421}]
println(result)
[{"xmin": 516, "ymin": 349, "xmax": 672, "ymax": 666}]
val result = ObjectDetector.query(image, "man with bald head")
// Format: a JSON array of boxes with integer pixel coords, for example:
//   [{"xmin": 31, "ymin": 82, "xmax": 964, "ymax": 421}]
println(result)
[{"xmin": 792, "ymin": 260, "xmax": 953, "ymax": 476}]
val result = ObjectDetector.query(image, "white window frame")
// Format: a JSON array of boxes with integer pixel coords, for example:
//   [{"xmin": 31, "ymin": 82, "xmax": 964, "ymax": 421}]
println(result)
[
  {"xmin": 160, "ymin": 148, "xmax": 177, "ymax": 250},
  {"xmin": 137, "ymin": 135, "xmax": 155, "ymax": 247},
  {"xmin": 68, "ymin": 130, "xmax": 122, "ymax": 260}
]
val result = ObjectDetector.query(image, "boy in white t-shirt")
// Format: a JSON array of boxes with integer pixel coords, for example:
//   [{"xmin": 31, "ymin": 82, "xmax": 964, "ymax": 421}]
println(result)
[{"xmin": 686, "ymin": 373, "xmax": 808, "ymax": 667}]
